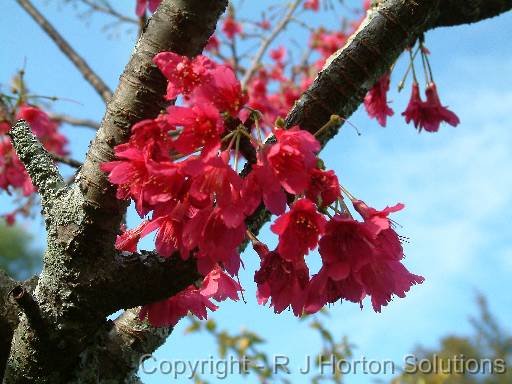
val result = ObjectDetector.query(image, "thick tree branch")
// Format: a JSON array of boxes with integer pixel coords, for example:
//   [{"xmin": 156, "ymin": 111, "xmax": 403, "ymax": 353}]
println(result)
[
  {"xmin": 434, "ymin": 0, "xmax": 512, "ymax": 27},
  {"xmin": 8, "ymin": 286, "xmax": 46, "ymax": 340},
  {"xmin": 0, "ymin": 271, "xmax": 17, "ymax": 380},
  {"xmin": 71, "ymin": 308, "xmax": 171, "ymax": 383},
  {"xmin": 88, "ymin": 251, "xmax": 201, "ymax": 316},
  {"xmin": 16, "ymin": 0, "xmax": 113, "ymax": 103},
  {"xmin": 77, "ymin": 0, "xmax": 229, "ymax": 267},
  {"xmin": 286, "ymin": 0, "xmax": 440, "ymax": 139},
  {"xmin": 7, "ymin": 121, "xmax": 65, "ymax": 207},
  {"xmin": 3, "ymin": 1, "xmax": 227, "ymax": 383}
]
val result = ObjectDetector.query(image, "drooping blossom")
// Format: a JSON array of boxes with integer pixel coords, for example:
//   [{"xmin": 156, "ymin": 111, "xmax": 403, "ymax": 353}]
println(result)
[
  {"xmin": 200, "ymin": 265, "xmax": 243, "ymax": 302},
  {"xmin": 205, "ymin": 35, "xmax": 220, "ymax": 51},
  {"xmin": 317, "ymin": 214, "xmax": 375, "ymax": 276},
  {"xmin": 267, "ymin": 127, "xmax": 320, "ymax": 194},
  {"xmin": 166, "ymin": 104, "xmax": 224, "ymax": 154},
  {"xmin": 100, "ymin": 145, "xmax": 152, "ymax": 216},
  {"xmin": 352, "ymin": 199, "xmax": 405, "ymax": 261},
  {"xmin": 309, "ymin": 214, "xmax": 370, "ymax": 310},
  {"xmin": 129, "ymin": 116, "xmax": 175, "ymax": 158},
  {"xmin": 305, "ymin": 168, "xmax": 341, "ymax": 207},
  {"xmin": 364, "ymin": 72, "xmax": 394, "ymax": 127},
  {"xmin": 140, "ymin": 285, "xmax": 218, "ymax": 327},
  {"xmin": 271, "ymin": 198, "xmax": 326, "ymax": 261},
  {"xmin": 186, "ymin": 150, "xmax": 245, "ymax": 227},
  {"xmin": 305, "ymin": 268, "xmax": 365, "ymax": 314},
  {"xmin": 153, "ymin": 52, "xmax": 215, "ymax": 100},
  {"xmin": 241, "ymin": 148, "xmax": 287, "ymax": 216},
  {"xmin": 402, "ymin": 82, "xmax": 425, "ymax": 129},
  {"xmin": 191, "ymin": 65, "xmax": 248, "ymax": 117},
  {"xmin": 222, "ymin": 16, "xmax": 242, "ymax": 39},
  {"xmin": 356, "ymin": 257, "xmax": 424, "ymax": 312},
  {"xmin": 306, "ymin": 209, "xmax": 424, "ymax": 313},
  {"xmin": 253, "ymin": 242, "xmax": 310, "ymax": 316},
  {"xmin": 352, "ymin": 199, "xmax": 404, "ymax": 235},
  {"xmin": 115, "ymin": 221, "xmax": 149, "ymax": 253},
  {"xmin": 182, "ymin": 206, "xmax": 245, "ymax": 276},
  {"xmin": 421, "ymin": 82, "xmax": 460, "ymax": 132},
  {"xmin": 141, "ymin": 201, "xmax": 190, "ymax": 258},
  {"xmin": 135, "ymin": 0, "xmax": 161, "ymax": 17},
  {"xmin": 4, "ymin": 213, "xmax": 16, "ymax": 226},
  {"xmin": 270, "ymin": 46, "xmax": 286, "ymax": 63}
]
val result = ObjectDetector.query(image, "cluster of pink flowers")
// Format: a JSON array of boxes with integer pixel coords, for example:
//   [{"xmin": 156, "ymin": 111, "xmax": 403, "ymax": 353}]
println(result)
[
  {"xmin": 1, "ymin": 105, "xmax": 68, "ymax": 224},
  {"xmin": 102, "ymin": 51, "xmax": 423, "ymax": 327},
  {"xmin": 365, "ymin": 43, "xmax": 460, "ymax": 131},
  {"xmin": 402, "ymin": 81, "xmax": 460, "ymax": 132},
  {"xmin": 365, "ymin": 74, "xmax": 460, "ymax": 132}
]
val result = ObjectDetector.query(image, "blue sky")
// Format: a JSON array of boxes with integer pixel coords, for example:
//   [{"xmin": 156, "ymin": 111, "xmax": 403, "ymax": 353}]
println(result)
[{"xmin": 1, "ymin": 1, "xmax": 511, "ymax": 383}]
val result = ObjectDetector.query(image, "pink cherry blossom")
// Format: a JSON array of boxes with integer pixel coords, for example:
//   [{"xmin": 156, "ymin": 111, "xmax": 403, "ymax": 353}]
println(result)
[
  {"xmin": 253, "ymin": 242, "xmax": 310, "ymax": 316},
  {"xmin": 140, "ymin": 285, "xmax": 218, "ymax": 327},
  {"xmin": 271, "ymin": 198, "xmax": 326, "ymax": 261},
  {"xmin": 267, "ymin": 127, "xmax": 320, "ymax": 194},
  {"xmin": 200, "ymin": 265, "xmax": 243, "ymax": 302},
  {"xmin": 364, "ymin": 72, "xmax": 394, "ymax": 127}
]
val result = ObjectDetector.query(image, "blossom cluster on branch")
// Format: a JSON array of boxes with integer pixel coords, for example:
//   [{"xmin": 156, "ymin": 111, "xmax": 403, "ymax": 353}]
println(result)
[{"xmin": 101, "ymin": 51, "xmax": 423, "ymax": 327}]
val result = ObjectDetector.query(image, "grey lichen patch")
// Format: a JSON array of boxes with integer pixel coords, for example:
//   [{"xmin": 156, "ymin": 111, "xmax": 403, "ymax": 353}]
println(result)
[{"xmin": 8, "ymin": 121, "xmax": 66, "ymax": 213}]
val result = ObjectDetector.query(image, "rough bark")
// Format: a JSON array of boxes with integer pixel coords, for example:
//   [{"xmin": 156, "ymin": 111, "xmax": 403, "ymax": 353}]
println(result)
[
  {"xmin": 2, "ymin": 0, "xmax": 512, "ymax": 383},
  {"xmin": 434, "ymin": 0, "xmax": 512, "ymax": 27},
  {"xmin": 0, "ymin": 271, "xmax": 17, "ymax": 380},
  {"xmin": 70, "ymin": 308, "xmax": 172, "ymax": 383},
  {"xmin": 77, "ymin": 0, "xmax": 229, "ymax": 269},
  {"xmin": 3, "ymin": 0, "xmax": 227, "ymax": 382}
]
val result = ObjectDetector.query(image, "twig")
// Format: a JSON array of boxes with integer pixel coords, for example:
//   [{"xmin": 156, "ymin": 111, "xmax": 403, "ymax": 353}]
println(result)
[
  {"xmin": 50, "ymin": 114, "xmax": 100, "ymax": 130},
  {"xmin": 80, "ymin": 0, "xmax": 138, "ymax": 24},
  {"xmin": 8, "ymin": 286, "xmax": 47, "ymax": 339},
  {"xmin": 241, "ymin": 0, "xmax": 302, "ymax": 88},
  {"xmin": 16, "ymin": 0, "xmax": 113, "ymax": 103},
  {"xmin": 49, "ymin": 153, "xmax": 83, "ymax": 169}
]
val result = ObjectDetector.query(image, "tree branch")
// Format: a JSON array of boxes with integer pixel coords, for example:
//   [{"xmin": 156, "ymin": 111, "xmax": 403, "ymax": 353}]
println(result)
[
  {"xmin": 434, "ymin": 0, "xmax": 512, "ymax": 27},
  {"xmin": 3, "ymin": 1, "xmax": 228, "ymax": 382},
  {"xmin": 70, "ymin": 308, "xmax": 171, "ymax": 383},
  {"xmin": 77, "ymin": 0, "xmax": 229, "ymax": 267},
  {"xmin": 50, "ymin": 114, "xmax": 100, "ymax": 130},
  {"xmin": 16, "ymin": 0, "xmax": 113, "ymax": 103},
  {"xmin": 241, "ymin": 0, "xmax": 302, "ymax": 88},
  {"xmin": 79, "ymin": 0, "xmax": 138, "ymax": 25},
  {"xmin": 7, "ymin": 120, "xmax": 65, "ymax": 208},
  {"xmin": 90, "ymin": 251, "xmax": 201, "ymax": 316},
  {"xmin": 0, "ymin": 271, "xmax": 17, "ymax": 380},
  {"xmin": 48, "ymin": 153, "xmax": 83, "ymax": 169},
  {"xmin": 8, "ymin": 286, "xmax": 46, "ymax": 340}
]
